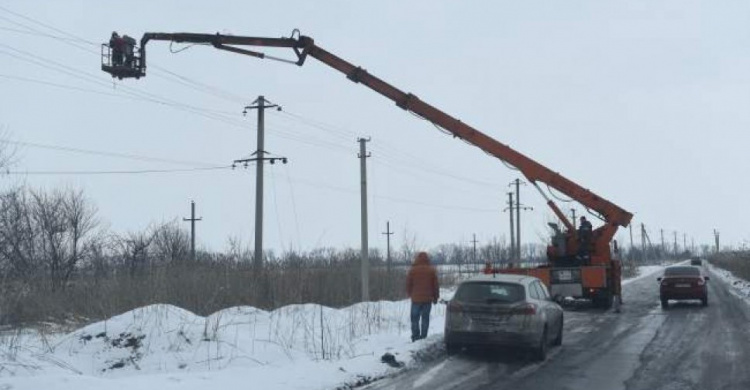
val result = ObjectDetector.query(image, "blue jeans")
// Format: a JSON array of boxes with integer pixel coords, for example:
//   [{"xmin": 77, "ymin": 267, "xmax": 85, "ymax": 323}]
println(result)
[{"xmin": 411, "ymin": 302, "xmax": 432, "ymax": 340}]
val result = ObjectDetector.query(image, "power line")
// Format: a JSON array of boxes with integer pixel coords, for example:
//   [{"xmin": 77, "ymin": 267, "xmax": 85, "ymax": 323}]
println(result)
[
  {"xmin": 1, "ymin": 7, "xmax": 504, "ymax": 191},
  {"xmin": 274, "ymin": 170, "xmax": 498, "ymax": 213},
  {"xmin": 0, "ymin": 139, "xmax": 218, "ymax": 167},
  {"xmin": 1, "ymin": 166, "xmax": 231, "ymax": 175},
  {"xmin": 2, "ymin": 6, "xmax": 506, "ymax": 197}
]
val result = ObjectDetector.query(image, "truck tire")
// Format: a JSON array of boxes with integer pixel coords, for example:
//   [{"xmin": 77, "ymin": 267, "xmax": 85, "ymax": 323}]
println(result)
[
  {"xmin": 701, "ymin": 295, "xmax": 708, "ymax": 307},
  {"xmin": 593, "ymin": 292, "xmax": 613, "ymax": 309},
  {"xmin": 661, "ymin": 298, "xmax": 668, "ymax": 309}
]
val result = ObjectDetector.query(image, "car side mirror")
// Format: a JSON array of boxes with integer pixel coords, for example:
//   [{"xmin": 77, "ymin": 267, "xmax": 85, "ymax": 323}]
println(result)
[
  {"xmin": 704, "ymin": 276, "xmax": 710, "ymax": 281},
  {"xmin": 657, "ymin": 277, "xmax": 662, "ymax": 282}
]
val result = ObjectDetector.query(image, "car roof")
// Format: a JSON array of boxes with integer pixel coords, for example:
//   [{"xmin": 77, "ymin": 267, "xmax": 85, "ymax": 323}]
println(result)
[
  {"xmin": 664, "ymin": 265, "xmax": 702, "ymax": 274},
  {"xmin": 460, "ymin": 274, "xmax": 536, "ymax": 285},
  {"xmin": 665, "ymin": 265, "xmax": 700, "ymax": 270}
]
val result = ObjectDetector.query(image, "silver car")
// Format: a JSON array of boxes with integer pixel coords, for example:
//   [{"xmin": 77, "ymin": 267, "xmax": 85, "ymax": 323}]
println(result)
[{"xmin": 444, "ymin": 274, "xmax": 564, "ymax": 360}]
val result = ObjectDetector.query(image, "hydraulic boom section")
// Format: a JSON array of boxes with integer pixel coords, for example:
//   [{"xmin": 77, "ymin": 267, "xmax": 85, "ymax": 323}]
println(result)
[{"xmin": 102, "ymin": 30, "xmax": 633, "ymax": 307}]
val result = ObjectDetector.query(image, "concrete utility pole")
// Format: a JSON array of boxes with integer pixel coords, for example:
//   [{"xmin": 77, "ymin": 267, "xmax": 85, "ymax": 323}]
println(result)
[
  {"xmin": 683, "ymin": 233, "xmax": 687, "ymax": 254},
  {"xmin": 673, "ymin": 231, "xmax": 678, "ymax": 256},
  {"xmin": 629, "ymin": 224, "xmax": 634, "ymax": 256},
  {"xmin": 506, "ymin": 192, "xmax": 515, "ymax": 262},
  {"xmin": 358, "ymin": 137, "xmax": 371, "ymax": 302},
  {"xmin": 471, "ymin": 234, "xmax": 479, "ymax": 268},
  {"xmin": 382, "ymin": 221, "xmax": 394, "ymax": 274},
  {"xmin": 714, "ymin": 229, "xmax": 720, "ymax": 253},
  {"xmin": 660, "ymin": 229, "xmax": 665, "ymax": 256},
  {"xmin": 235, "ymin": 96, "xmax": 285, "ymax": 270},
  {"xmin": 510, "ymin": 179, "xmax": 531, "ymax": 261},
  {"xmin": 182, "ymin": 200, "xmax": 202, "ymax": 262},
  {"xmin": 570, "ymin": 208, "xmax": 577, "ymax": 229},
  {"xmin": 640, "ymin": 223, "xmax": 646, "ymax": 262}
]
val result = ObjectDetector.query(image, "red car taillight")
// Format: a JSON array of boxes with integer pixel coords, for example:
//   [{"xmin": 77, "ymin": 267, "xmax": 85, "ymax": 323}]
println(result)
[{"xmin": 513, "ymin": 303, "xmax": 537, "ymax": 315}]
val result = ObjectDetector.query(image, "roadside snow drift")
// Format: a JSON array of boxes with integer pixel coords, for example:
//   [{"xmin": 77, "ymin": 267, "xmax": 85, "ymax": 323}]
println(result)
[
  {"xmin": 0, "ymin": 265, "xmax": 666, "ymax": 390},
  {"xmin": 0, "ymin": 296, "xmax": 449, "ymax": 390}
]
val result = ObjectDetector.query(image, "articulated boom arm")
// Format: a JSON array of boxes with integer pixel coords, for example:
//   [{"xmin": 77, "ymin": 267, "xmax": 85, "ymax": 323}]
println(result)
[{"xmin": 130, "ymin": 32, "xmax": 633, "ymax": 232}]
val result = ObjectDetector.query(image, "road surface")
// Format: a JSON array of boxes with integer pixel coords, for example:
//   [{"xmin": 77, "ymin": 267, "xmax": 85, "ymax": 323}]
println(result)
[{"xmin": 365, "ymin": 266, "xmax": 750, "ymax": 390}]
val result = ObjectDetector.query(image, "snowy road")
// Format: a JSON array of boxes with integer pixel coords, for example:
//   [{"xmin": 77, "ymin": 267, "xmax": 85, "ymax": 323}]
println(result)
[{"xmin": 365, "ymin": 266, "xmax": 750, "ymax": 390}]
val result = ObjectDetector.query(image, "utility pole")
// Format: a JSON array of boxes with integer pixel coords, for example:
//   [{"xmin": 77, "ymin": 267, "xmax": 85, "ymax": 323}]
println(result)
[
  {"xmin": 683, "ymin": 233, "xmax": 687, "ymax": 254},
  {"xmin": 182, "ymin": 200, "xmax": 202, "ymax": 262},
  {"xmin": 382, "ymin": 221, "xmax": 394, "ymax": 274},
  {"xmin": 629, "ymin": 224, "xmax": 634, "ymax": 257},
  {"xmin": 505, "ymin": 192, "xmax": 515, "ymax": 262},
  {"xmin": 640, "ymin": 223, "xmax": 646, "ymax": 262},
  {"xmin": 358, "ymin": 137, "xmax": 371, "ymax": 302},
  {"xmin": 714, "ymin": 229, "xmax": 720, "ymax": 253},
  {"xmin": 510, "ymin": 179, "xmax": 531, "ymax": 262},
  {"xmin": 235, "ymin": 96, "xmax": 285, "ymax": 271},
  {"xmin": 471, "ymin": 234, "xmax": 479, "ymax": 267},
  {"xmin": 570, "ymin": 208, "xmax": 577, "ymax": 228},
  {"xmin": 660, "ymin": 229, "xmax": 665, "ymax": 256},
  {"xmin": 673, "ymin": 231, "xmax": 678, "ymax": 257}
]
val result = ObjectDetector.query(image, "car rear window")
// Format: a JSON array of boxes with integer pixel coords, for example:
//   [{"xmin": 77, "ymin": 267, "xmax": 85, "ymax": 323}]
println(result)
[
  {"xmin": 454, "ymin": 282, "xmax": 525, "ymax": 304},
  {"xmin": 664, "ymin": 266, "xmax": 700, "ymax": 276}
]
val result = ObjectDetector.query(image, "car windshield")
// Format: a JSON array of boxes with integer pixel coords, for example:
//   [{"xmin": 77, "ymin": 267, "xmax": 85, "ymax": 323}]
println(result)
[
  {"xmin": 454, "ymin": 282, "xmax": 525, "ymax": 304},
  {"xmin": 664, "ymin": 266, "xmax": 701, "ymax": 277}
]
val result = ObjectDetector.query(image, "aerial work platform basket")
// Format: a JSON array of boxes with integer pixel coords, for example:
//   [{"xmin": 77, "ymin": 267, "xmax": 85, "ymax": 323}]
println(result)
[{"xmin": 101, "ymin": 41, "xmax": 144, "ymax": 80}]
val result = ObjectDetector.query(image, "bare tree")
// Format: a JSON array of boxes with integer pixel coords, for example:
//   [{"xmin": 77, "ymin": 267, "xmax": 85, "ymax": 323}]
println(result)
[
  {"xmin": 116, "ymin": 229, "xmax": 155, "ymax": 278},
  {"xmin": 30, "ymin": 188, "xmax": 98, "ymax": 290},
  {"xmin": 0, "ymin": 188, "xmax": 38, "ymax": 279},
  {"xmin": 152, "ymin": 220, "xmax": 190, "ymax": 265}
]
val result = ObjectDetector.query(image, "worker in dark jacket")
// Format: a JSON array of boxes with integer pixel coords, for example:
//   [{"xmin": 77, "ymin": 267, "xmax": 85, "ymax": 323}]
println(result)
[
  {"xmin": 109, "ymin": 32, "xmax": 124, "ymax": 66},
  {"xmin": 578, "ymin": 216, "xmax": 593, "ymax": 261},
  {"xmin": 406, "ymin": 252, "xmax": 439, "ymax": 342}
]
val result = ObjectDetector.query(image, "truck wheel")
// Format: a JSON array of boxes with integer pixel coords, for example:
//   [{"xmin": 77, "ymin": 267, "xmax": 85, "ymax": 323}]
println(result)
[
  {"xmin": 593, "ymin": 292, "xmax": 612, "ymax": 309},
  {"xmin": 661, "ymin": 298, "xmax": 668, "ymax": 309},
  {"xmin": 701, "ymin": 296, "xmax": 708, "ymax": 307}
]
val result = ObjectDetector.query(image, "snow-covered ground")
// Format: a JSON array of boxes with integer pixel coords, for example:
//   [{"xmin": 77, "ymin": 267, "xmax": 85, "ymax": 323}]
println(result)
[
  {"xmin": 622, "ymin": 265, "xmax": 666, "ymax": 286},
  {"xmin": 708, "ymin": 263, "xmax": 750, "ymax": 299},
  {"xmin": 0, "ymin": 265, "xmax": 666, "ymax": 390}
]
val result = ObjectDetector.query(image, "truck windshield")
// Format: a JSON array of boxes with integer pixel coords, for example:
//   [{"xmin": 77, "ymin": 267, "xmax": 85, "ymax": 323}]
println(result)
[{"xmin": 454, "ymin": 282, "xmax": 525, "ymax": 304}]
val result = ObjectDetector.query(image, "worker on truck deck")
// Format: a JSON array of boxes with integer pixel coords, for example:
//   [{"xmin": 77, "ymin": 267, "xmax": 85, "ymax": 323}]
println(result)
[
  {"xmin": 578, "ymin": 216, "xmax": 593, "ymax": 262},
  {"xmin": 406, "ymin": 252, "xmax": 439, "ymax": 342}
]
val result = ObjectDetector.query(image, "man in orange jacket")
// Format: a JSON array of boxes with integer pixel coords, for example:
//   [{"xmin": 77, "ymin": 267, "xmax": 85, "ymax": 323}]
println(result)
[{"xmin": 406, "ymin": 252, "xmax": 439, "ymax": 342}]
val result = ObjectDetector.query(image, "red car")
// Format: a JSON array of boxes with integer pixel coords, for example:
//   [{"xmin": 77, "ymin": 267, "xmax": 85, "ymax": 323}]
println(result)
[{"xmin": 658, "ymin": 265, "xmax": 709, "ymax": 308}]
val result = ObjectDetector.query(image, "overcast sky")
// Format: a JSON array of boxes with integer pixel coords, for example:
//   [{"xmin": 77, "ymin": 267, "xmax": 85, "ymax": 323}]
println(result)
[{"xmin": 1, "ymin": 0, "xmax": 748, "ymax": 255}]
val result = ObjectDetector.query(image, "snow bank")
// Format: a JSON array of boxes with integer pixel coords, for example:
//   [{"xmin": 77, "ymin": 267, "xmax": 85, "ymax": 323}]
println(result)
[
  {"xmin": 708, "ymin": 263, "xmax": 750, "ymax": 299},
  {"xmin": 0, "ymin": 289, "xmax": 454, "ymax": 390},
  {"xmin": 0, "ymin": 265, "xmax": 661, "ymax": 390}
]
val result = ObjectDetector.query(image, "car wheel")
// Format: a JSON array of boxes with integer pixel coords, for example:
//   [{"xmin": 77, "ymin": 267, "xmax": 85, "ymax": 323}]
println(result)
[
  {"xmin": 533, "ymin": 326, "xmax": 548, "ymax": 361},
  {"xmin": 552, "ymin": 320, "xmax": 563, "ymax": 347},
  {"xmin": 661, "ymin": 298, "xmax": 668, "ymax": 309},
  {"xmin": 702, "ymin": 295, "xmax": 708, "ymax": 307},
  {"xmin": 446, "ymin": 342, "xmax": 460, "ymax": 355}
]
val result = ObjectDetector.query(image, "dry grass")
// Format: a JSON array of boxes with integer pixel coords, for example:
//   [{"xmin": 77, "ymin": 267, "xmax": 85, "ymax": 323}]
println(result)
[
  {"xmin": 0, "ymin": 259, "xmax": 408, "ymax": 328},
  {"xmin": 708, "ymin": 251, "xmax": 750, "ymax": 280}
]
